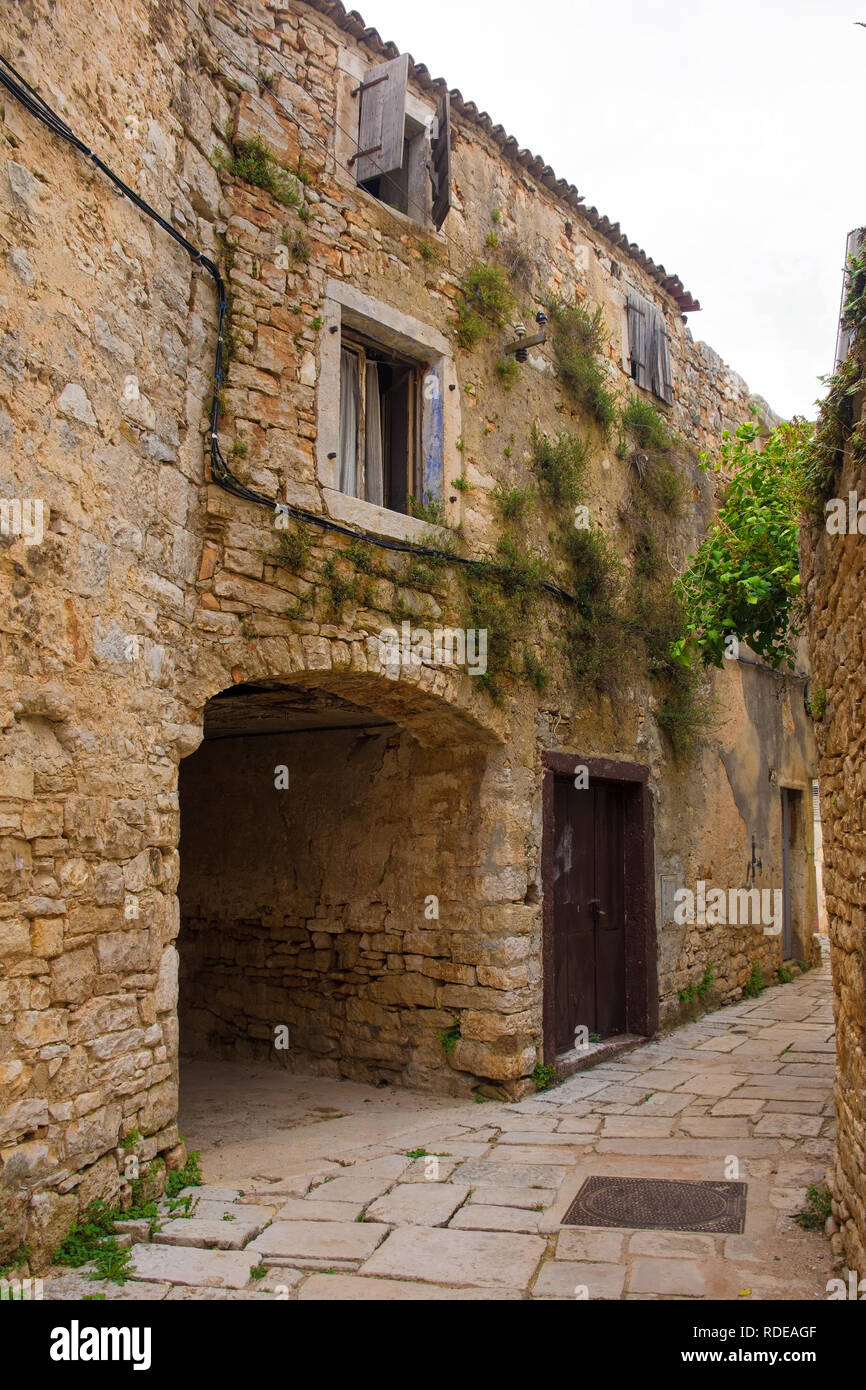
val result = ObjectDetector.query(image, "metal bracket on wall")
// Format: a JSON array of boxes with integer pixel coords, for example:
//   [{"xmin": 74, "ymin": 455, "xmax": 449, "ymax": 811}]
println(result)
[
  {"xmin": 503, "ymin": 330, "xmax": 547, "ymax": 356},
  {"xmin": 351, "ymin": 74, "xmax": 389, "ymax": 98},
  {"xmin": 348, "ymin": 143, "xmax": 382, "ymax": 168}
]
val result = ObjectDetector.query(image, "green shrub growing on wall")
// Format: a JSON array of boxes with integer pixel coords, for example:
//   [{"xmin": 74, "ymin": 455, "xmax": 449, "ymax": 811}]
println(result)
[
  {"xmin": 455, "ymin": 261, "xmax": 515, "ymax": 350},
  {"xmin": 274, "ymin": 526, "xmax": 312, "ymax": 572},
  {"xmin": 806, "ymin": 249, "xmax": 866, "ymax": 503},
  {"xmin": 622, "ymin": 402, "xmax": 685, "ymax": 517},
  {"xmin": 407, "ymin": 493, "xmax": 448, "ymax": 526},
  {"xmin": 621, "ymin": 397, "xmax": 672, "ymax": 451},
  {"xmin": 523, "ymin": 649, "xmax": 550, "ymax": 691},
  {"xmin": 215, "ymin": 135, "xmax": 302, "ymax": 207},
  {"xmin": 495, "ymin": 357, "xmax": 519, "ymax": 390},
  {"xmin": 549, "ymin": 300, "xmax": 617, "ymax": 435},
  {"xmin": 493, "ymin": 485, "xmax": 532, "ymax": 524},
  {"xmin": 639, "ymin": 459, "xmax": 686, "ymax": 516},
  {"xmin": 530, "ymin": 425, "xmax": 589, "ymax": 507},
  {"xmin": 561, "ymin": 525, "xmax": 627, "ymax": 691}
]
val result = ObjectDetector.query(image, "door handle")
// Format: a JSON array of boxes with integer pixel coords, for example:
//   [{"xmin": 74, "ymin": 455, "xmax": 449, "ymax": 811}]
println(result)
[{"xmin": 588, "ymin": 899, "xmax": 607, "ymax": 919}]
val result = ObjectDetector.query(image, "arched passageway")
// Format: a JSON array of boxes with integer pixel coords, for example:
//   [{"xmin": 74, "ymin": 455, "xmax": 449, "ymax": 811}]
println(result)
[{"xmin": 177, "ymin": 676, "xmax": 494, "ymax": 1093}]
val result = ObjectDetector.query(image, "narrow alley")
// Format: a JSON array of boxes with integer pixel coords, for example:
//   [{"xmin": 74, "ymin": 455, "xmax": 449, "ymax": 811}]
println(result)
[{"xmin": 45, "ymin": 968, "xmax": 835, "ymax": 1300}]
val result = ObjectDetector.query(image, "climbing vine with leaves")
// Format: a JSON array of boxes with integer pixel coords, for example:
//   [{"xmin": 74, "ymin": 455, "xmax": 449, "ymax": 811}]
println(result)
[
  {"xmin": 672, "ymin": 420, "xmax": 813, "ymax": 670},
  {"xmin": 672, "ymin": 249, "xmax": 866, "ymax": 674}
]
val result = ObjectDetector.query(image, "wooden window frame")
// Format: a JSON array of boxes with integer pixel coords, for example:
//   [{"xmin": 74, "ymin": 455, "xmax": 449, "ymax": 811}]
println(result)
[{"xmin": 341, "ymin": 330, "xmax": 421, "ymax": 513}]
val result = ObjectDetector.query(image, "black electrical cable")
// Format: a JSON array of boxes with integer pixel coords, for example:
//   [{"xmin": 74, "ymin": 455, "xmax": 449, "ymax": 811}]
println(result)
[{"xmin": 0, "ymin": 49, "xmax": 580, "ymax": 605}]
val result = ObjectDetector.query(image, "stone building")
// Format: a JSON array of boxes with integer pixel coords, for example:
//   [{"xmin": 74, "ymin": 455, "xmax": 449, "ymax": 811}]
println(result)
[
  {"xmin": 801, "ymin": 229, "xmax": 866, "ymax": 1280},
  {"xmin": 0, "ymin": 0, "xmax": 818, "ymax": 1260}
]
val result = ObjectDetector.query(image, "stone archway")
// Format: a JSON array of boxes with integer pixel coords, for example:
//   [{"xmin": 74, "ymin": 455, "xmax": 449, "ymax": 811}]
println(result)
[{"xmin": 174, "ymin": 668, "xmax": 514, "ymax": 1098}]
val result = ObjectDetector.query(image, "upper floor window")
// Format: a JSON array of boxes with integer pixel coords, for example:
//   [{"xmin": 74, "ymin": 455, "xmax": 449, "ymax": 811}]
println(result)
[
  {"xmin": 339, "ymin": 333, "xmax": 420, "ymax": 514},
  {"xmin": 316, "ymin": 279, "xmax": 458, "ymax": 535},
  {"xmin": 625, "ymin": 288, "xmax": 674, "ymax": 405},
  {"xmin": 350, "ymin": 54, "xmax": 452, "ymax": 230}
]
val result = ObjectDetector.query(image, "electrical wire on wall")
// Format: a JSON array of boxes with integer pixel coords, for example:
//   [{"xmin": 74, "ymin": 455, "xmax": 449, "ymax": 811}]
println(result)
[{"xmin": 0, "ymin": 49, "xmax": 581, "ymax": 603}]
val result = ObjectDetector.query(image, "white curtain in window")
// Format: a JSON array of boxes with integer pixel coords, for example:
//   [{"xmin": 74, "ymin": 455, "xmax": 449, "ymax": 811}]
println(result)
[
  {"xmin": 339, "ymin": 349, "xmax": 360, "ymax": 496},
  {"xmin": 365, "ymin": 361, "xmax": 384, "ymax": 507}
]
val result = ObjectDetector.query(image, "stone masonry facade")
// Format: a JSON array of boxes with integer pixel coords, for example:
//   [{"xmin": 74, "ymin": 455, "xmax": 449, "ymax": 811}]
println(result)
[
  {"xmin": 0, "ymin": 0, "xmax": 818, "ymax": 1262},
  {"xmin": 801, "ymin": 368, "xmax": 866, "ymax": 1277}
]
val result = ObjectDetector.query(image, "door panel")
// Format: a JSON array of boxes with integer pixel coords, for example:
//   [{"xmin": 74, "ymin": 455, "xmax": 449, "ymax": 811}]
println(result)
[
  {"xmin": 594, "ymin": 783, "xmax": 626, "ymax": 1036},
  {"xmin": 553, "ymin": 777, "xmax": 627, "ymax": 1050}
]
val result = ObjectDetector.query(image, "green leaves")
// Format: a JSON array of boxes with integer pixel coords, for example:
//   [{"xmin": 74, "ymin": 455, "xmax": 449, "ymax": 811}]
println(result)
[{"xmin": 676, "ymin": 418, "xmax": 814, "ymax": 669}]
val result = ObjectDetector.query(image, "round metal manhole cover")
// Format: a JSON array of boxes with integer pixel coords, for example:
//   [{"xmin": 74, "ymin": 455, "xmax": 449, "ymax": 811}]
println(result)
[{"xmin": 562, "ymin": 1176, "xmax": 748, "ymax": 1233}]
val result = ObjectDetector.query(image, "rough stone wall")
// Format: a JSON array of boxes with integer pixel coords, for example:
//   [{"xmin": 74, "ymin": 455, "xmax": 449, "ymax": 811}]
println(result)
[
  {"xmin": 801, "ymin": 414, "xmax": 866, "ymax": 1278},
  {"xmin": 0, "ymin": 0, "xmax": 816, "ymax": 1260}
]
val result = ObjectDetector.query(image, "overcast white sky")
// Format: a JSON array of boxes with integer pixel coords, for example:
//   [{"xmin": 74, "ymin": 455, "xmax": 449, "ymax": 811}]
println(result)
[{"xmin": 360, "ymin": 0, "xmax": 864, "ymax": 419}]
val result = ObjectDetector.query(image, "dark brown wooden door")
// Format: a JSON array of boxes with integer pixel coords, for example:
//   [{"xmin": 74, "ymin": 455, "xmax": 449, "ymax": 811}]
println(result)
[{"xmin": 553, "ymin": 777, "xmax": 627, "ymax": 1052}]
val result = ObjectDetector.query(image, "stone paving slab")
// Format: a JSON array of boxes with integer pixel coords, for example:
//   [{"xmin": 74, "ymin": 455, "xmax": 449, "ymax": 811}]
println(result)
[
  {"xmin": 164, "ymin": 1287, "xmax": 275, "ymax": 1300},
  {"xmin": 532, "ymin": 1260, "xmax": 626, "ymax": 1300},
  {"xmin": 129, "ymin": 1245, "xmax": 255, "ymax": 1289},
  {"xmin": 627, "ymin": 1231, "xmax": 717, "ymax": 1259},
  {"xmin": 397, "ymin": 1158, "xmax": 463, "ymax": 1184},
  {"xmin": 277, "ymin": 1198, "xmax": 366, "ymax": 1222},
  {"xmin": 175, "ymin": 1186, "xmax": 240, "ymax": 1203},
  {"xmin": 254, "ymin": 1268, "xmax": 306, "ymax": 1293},
  {"xmin": 628, "ymin": 1257, "xmax": 708, "ymax": 1297},
  {"xmin": 497, "ymin": 1115, "xmax": 559, "ymax": 1132},
  {"xmin": 306, "ymin": 1176, "xmax": 394, "ymax": 1204},
  {"xmin": 555, "ymin": 1229, "xmax": 625, "ymax": 1262},
  {"xmin": 601, "ymin": 1116, "xmax": 675, "ymax": 1137},
  {"xmin": 465, "ymin": 1185, "xmax": 556, "ymax": 1210},
  {"xmin": 498, "ymin": 1129, "xmax": 598, "ymax": 1145},
  {"xmin": 710, "ymin": 1099, "xmax": 765, "ymax": 1115},
  {"xmin": 246, "ymin": 1220, "xmax": 388, "ymax": 1264},
  {"xmin": 754, "ymin": 1114, "xmax": 824, "ymax": 1137},
  {"xmin": 627, "ymin": 1092, "xmax": 696, "ymax": 1117},
  {"xmin": 487, "ymin": 1145, "xmax": 587, "ymax": 1165},
  {"xmin": 360, "ymin": 1226, "xmax": 546, "ymax": 1289},
  {"xmin": 452, "ymin": 1160, "xmax": 568, "ymax": 1188},
  {"xmin": 45, "ymin": 1273, "xmax": 171, "ymax": 1300},
  {"xmin": 449, "ymin": 1204, "xmax": 543, "ymax": 1233},
  {"xmin": 333, "ymin": 1155, "xmax": 411, "ymax": 1180},
  {"xmin": 152, "ymin": 1217, "xmax": 264, "ymax": 1250},
  {"xmin": 366, "ymin": 1182, "xmax": 469, "ymax": 1227},
  {"xmin": 299, "ymin": 1274, "xmax": 523, "ymax": 1300},
  {"xmin": 595, "ymin": 1137, "xmax": 783, "ymax": 1157}
]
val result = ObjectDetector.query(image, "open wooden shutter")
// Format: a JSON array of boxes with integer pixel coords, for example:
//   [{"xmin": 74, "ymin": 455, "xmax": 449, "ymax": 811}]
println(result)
[
  {"xmin": 626, "ymin": 289, "xmax": 649, "ymax": 390},
  {"xmin": 429, "ymin": 91, "xmax": 452, "ymax": 230},
  {"xmin": 658, "ymin": 323, "xmax": 674, "ymax": 405},
  {"xmin": 627, "ymin": 288, "xmax": 674, "ymax": 403},
  {"xmin": 353, "ymin": 53, "xmax": 409, "ymax": 185}
]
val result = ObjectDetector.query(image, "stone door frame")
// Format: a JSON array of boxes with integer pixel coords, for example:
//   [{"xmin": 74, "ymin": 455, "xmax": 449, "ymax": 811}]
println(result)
[{"xmin": 540, "ymin": 751, "xmax": 658, "ymax": 1069}]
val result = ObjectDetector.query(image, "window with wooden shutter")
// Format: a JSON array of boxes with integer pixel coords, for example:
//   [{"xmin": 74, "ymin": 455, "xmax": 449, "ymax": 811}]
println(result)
[
  {"xmin": 626, "ymin": 288, "xmax": 674, "ymax": 405},
  {"xmin": 339, "ymin": 329, "xmax": 421, "ymax": 515},
  {"xmin": 350, "ymin": 55, "xmax": 452, "ymax": 228},
  {"xmin": 353, "ymin": 54, "xmax": 410, "ymax": 186},
  {"xmin": 429, "ymin": 92, "xmax": 452, "ymax": 231}
]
